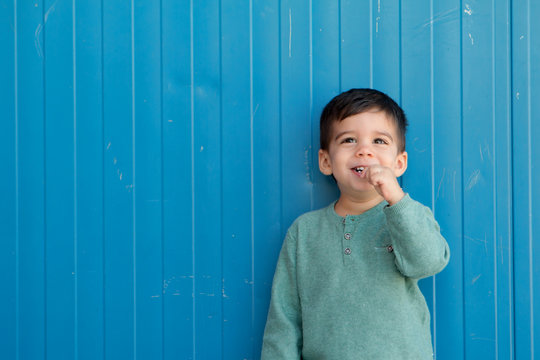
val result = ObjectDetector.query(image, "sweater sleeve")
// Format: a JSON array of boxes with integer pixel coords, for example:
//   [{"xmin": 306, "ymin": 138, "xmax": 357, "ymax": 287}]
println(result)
[
  {"xmin": 383, "ymin": 194, "xmax": 450, "ymax": 279},
  {"xmin": 261, "ymin": 228, "xmax": 302, "ymax": 359}
]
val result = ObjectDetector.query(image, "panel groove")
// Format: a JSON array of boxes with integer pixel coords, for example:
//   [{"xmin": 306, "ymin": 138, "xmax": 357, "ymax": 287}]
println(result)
[
  {"xmin": 159, "ymin": 0, "xmax": 165, "ymax": 358},
  {"xmin": 41, "ymin": 1, "xmax": 48, "ymax": 357},
  {"xmin": 459, "ymin": 1, "xmax": 466, "ymax": 358},
  {"xmin": 72, "ymin": 0, "xmax": 78, "ymax": 358},
  {"xmin": 100, "ymin": 0, "xmax": 106, "ymax": 357},
  {"xmin": 14, "ymin": 0, "xmax": 20, "ymax": 357},
  {"xmin": 130, "ymin": 1, "xmax": 137, "ymax": 356},
  {"xmin": 189, "ymin": 0, "xmax": 195, "ymax": 356}
]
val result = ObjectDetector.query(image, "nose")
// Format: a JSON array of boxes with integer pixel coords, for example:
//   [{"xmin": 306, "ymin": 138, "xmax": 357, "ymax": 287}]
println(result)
[{"xmin": 355, "ymin": 142, "xmax": 373, "ymax": 157}]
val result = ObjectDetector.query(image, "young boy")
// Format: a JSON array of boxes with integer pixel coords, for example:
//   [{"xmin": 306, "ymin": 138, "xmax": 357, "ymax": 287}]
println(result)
[{"xmin": 261, "ymin": 88, "xmax": 450, "ymax": 359}]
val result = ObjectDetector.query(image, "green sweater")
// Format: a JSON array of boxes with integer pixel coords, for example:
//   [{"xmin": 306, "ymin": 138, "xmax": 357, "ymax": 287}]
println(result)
[{"xmin": 261, "ymin": 194, "xmax": 450, "ymax": 360}]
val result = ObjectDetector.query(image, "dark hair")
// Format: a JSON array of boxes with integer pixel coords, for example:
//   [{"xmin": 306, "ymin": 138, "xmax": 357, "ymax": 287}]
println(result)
[{"xmin": 320, "ymin": 88, "xmax": 408, "ymax": 152}]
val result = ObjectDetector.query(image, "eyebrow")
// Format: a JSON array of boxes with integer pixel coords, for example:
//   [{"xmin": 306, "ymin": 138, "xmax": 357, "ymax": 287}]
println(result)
[
  {"xmin": 334, "ymin": 130, "xmax": 394, "ymax": 142},
  {"xmin": 334, "ymin": 131, "xmax": 353, "ymax": 141},
  {"xmin": 375, "ymin": 131, "xmax": 394, "ymax": 142}
]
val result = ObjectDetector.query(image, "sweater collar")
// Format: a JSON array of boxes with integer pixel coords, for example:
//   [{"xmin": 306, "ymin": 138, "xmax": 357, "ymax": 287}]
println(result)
[{"xmin": 326, "ymin": 199, "xmax": 388, "ymax": 224}]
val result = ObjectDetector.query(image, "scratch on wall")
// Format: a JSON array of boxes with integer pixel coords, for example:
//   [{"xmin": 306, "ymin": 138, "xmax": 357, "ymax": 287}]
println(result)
[
  {"xmin": 288, "ymin": 8, "xmax": 292, "ymax": 58},
  {"xmin": 468, "ymin": 33, "xmax": 474, "ymax": 45},
  {"xmin": 436, "ymin": 168, "xmax": 447, "ymax": 200},
  {"xmin": 304, "ymin": 146, "xmax": 312, "ymax": 184},
  {"xmin": 34, "ymin": 0, "xmax": 58, "ymax": 58},
  {"xmin": 421, "ymin": 8, "xmax": 459, "ymax": 29},
  {"xmin": 465, "ymin": 169, "xmax": 481, "ymax": 191},
  {"xmin": 479, "ymin": 145, "xmax": 484, "ymax": 162},
  {"xmin": 465, "ymin": 234, "xmax": 488, "ymax": 254}
]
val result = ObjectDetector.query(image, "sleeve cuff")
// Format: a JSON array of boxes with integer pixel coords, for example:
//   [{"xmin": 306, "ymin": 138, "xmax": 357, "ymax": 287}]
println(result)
[{"xmin": 383, "ymin": 193, "xmax": 414, "ymax": 218}]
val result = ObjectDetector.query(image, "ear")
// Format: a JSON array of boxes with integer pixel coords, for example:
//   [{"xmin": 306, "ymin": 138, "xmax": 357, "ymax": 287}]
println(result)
[
  {"xmin": 318, "ymin": 149, "xmax": 333, "ymax": 175},
  {"xmin": 394, "ymin": 151, "xmax": 408, "ymax": 177}
]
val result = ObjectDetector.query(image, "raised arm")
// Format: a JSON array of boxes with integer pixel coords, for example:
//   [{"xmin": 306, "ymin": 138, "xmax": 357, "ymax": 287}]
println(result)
[{"xmin": 384, "ymin": 194, "xmax": 450, "ymax": 279}]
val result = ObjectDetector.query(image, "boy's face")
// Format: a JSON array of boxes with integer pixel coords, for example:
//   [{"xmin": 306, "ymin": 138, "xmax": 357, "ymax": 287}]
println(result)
[{"xmin": 318, "ymin": 110, "xmax": 407, "ymax": 199}]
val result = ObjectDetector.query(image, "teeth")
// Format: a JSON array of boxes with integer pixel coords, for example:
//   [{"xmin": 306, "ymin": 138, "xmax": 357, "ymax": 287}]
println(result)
[{"xmin": 355, "ymin": 167, "xmax": 365, "ymax": 172}]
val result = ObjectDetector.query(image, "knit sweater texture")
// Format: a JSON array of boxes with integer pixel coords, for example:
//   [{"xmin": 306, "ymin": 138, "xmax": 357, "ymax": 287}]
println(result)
[{"xmin": 261, "ymin": 194, "xmax": 450, "ymax": 360}]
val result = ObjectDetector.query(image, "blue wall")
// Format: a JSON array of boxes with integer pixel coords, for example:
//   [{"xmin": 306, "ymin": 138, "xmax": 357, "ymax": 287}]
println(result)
[{"xmin": 1, "ymin": 1, "xmax": 538, "ymax": 359}]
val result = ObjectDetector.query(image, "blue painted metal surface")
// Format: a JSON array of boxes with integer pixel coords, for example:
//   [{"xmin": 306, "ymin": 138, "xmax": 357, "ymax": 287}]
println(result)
[{"xmin": 1, "ymin": 1, "xmax": 538, "ymax": 359}]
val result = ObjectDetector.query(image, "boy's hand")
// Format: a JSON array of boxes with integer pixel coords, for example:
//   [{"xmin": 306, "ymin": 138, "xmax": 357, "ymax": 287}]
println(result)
[{"xmin": 364, "ymin": 165, "xmax": 405, "ymax": 206}]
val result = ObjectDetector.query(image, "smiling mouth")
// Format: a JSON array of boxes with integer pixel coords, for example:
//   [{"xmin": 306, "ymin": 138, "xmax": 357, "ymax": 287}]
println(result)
[{"xmin": 353, "ymin": 167, "xmax": 365, "ymax": 173}]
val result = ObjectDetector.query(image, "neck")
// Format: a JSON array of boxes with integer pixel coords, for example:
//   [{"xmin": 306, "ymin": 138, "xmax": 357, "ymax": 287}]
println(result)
[{"xmin": 334, "ymin": 193, "xmax": 385, "ymax": 216}]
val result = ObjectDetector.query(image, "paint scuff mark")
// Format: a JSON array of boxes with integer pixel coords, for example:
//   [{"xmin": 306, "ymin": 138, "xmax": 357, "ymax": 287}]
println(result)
[
  {"xmin": 375, "ymin": 0, "xmax": 381, "ymax": 33},
  {"xmin": 516, "ymin": 92, "xmax": 520, "ymax": 100},
  {"xmin": 479, "ymin": 145, "xmax": 484, "ymax": 162},
  {"xmin": 253, "ymin": 103, "xmax": 260, "ymax": 118},
  {"xmin": 304, "ymin": 146, "xmax": 312, "ymax": 183},
  {"xmin": 465, "ymin": 169, "xmax": 481, "ymax": 191},
  {"xmin": 468, "ymin": 33, "xmax": 474, "ymax": 45},
  {"xmin": 464, "ymin": 4, "xmax": 473, "ymax": 15},
  {"xmin": 471, "ymin": 274, "xmax": 482, "ymax": 284},
  {"xmin": 452, "ymin": 170, "xmax": 457, "ymax": 201},
  {"xmin": 288, "ymin": 8, "xmax": 292, "ymax": 58},
  {"xmin": 436, "ymin": 168, "xmax": 446, "ymax": 200}
]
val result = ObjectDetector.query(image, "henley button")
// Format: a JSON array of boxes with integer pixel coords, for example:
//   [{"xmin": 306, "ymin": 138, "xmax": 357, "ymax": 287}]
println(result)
[
  {"xmin": 344, "ymin": 248, "xmax": 352, "ymax": 255},
  {"xmin": 344, "ymin": 233, "xmax": 351, "ymax": 240}
]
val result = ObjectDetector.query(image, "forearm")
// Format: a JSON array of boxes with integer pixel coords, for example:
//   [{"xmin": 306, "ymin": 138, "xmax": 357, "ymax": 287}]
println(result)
[{"xmin": 384, "ymin": 194, "xmax": 450, "ymax": 278}]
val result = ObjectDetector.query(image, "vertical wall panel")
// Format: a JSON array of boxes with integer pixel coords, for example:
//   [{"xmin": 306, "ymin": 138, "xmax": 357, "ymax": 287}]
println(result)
[
  {"xmin": 0, "ymin": 1, "xmax": 16, "ymax": 359},
  {"xmin": 280, "ymin": 0, "xmax": 312, "ymax": 228},
  {"xmin": 513, "ymin": 1, "xmax": 539, "ymax": 358},
  {"xmin": 74, "ymin": 1, "xmax": 105, "ymax": 358},
  {"xmin": 431, "ymin": 2, "xmax": 464, "ymax": 359},
  {"xmin": 16, "ymin": 1, "xmax": 47, "ymax": 359},
  {"xmin": 132, "ymin": 0, "xmax": 163, "ymax": 358},
  {"xmin": 43, "ymin": 1, "xmax": 76, "ymax": 358},
  {"xmin": 252, "ymin": 1, "xmax": 282, "ymax": 357},
  {"xmin": 192, "ymin": 1, "xmax": 222, "ymax": 358},
  {"xmin": 3, "ymin": 1, "xmax": 539, "ymax": 359},
  {"xmin": 221, "ymin": 1, "xmax": 253, "ymax": 358},
  {"xmin": 462, "ymin": 1, "xmax": 497, "ymax": 358},
  {"xmin": 102, "ymin": 1, "xmax": 135, "ymax": 358},
  {"xmin": 530, "ymin": 2, "xmax": 540, "ymax": 355},
  {"xmin": 492, "ymin": 1, "xmax": 514, "ymax": 358},
  {"xmin": 161, "ymin": 0, "xmax": 193, "ymax": 358}
]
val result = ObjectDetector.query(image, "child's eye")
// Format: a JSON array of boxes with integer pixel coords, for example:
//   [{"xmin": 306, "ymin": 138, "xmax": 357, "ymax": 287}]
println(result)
[
  {"xmin": 374, "ymin": 138, "xmax": 388, "ymax": 145},
  {"xmin": 341, "ymin": 137, "xmax": 357, "ymax": 144}
]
